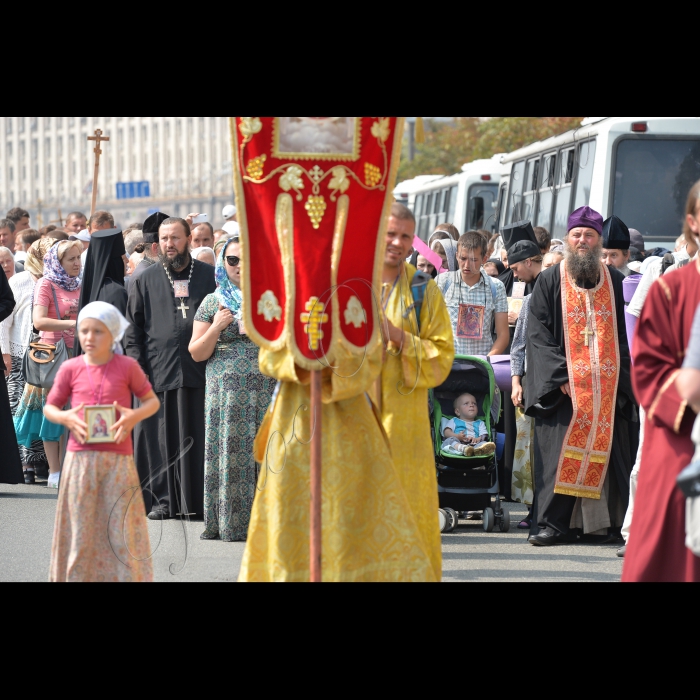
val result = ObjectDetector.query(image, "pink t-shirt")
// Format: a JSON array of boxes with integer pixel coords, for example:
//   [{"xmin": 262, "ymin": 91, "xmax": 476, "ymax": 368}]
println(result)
[
  {"xmin": 46, "ymin": 354, "xmax": 153, "ymax": 455},
  {"xmin": 34, "ymin": 279, "xmax": 81, "ymax": 349}
]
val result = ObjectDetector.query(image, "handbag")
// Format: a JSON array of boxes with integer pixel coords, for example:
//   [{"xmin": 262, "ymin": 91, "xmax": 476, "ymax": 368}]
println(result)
[{"xmin": 22, "ymin": 283, "xmax": 70, "ymax": 390}]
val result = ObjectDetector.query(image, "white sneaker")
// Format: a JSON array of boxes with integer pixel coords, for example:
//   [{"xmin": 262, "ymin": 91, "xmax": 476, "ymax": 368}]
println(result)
[{"xmin": 47, "ymin": 473, "xmax": 61, "ymax": 489}]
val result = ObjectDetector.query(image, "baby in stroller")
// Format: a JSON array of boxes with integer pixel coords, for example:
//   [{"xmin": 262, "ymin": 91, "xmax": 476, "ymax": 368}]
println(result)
[{"xmin": 440, "ymin": 393, "xmax": 497, "ymax": 457}]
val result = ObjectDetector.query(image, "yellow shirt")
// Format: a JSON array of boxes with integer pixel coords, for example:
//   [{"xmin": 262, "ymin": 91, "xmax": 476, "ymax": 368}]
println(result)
[{"xmin": 372, "ymin": 264, "xmax": 456, "ymax": 581}]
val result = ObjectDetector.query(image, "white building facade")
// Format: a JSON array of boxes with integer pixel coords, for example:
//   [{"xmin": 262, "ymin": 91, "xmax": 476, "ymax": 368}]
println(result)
[{"xmin": 0, "ymin": 117, "xmax": 234, "ymax": 228}]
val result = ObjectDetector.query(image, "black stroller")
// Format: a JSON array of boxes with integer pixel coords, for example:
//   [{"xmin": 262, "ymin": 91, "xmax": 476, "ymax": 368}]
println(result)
[{"xmin": 432, "ymin": 355, "xmax": 509, "ymax": 534}]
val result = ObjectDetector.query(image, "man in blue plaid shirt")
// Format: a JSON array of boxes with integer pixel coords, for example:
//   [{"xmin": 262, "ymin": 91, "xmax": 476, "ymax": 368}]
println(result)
[{"xmin": 436, "ymin": 231, "xmax": 509, "ymax": 357}]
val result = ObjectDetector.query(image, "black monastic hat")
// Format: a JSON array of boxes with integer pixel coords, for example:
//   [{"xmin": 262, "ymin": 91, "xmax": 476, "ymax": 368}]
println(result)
[
  {"xmin": 501, "ymin": 220, "xmax": 538, "ymax": 252},
  {"xmin": 602, "ymin": 215, "xmax": 630, "ymax": 251},
  {"xmin": 508, "ymin": 240, "xmax": 541, "ymax": 266},
  {"xmin": 142, "ymin": 212, "xmax": 170, "ymax": 243}
]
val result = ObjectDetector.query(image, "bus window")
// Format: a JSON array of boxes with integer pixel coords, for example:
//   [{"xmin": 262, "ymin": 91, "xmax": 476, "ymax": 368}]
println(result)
[
  {"xmin": 414, "ymin": 194, "xmax": 424, "ymax": 219},
  {"xmin": 535, "ymin": 152, "xmax": 557, "ymax": 230},
  {"xmin": 573, "ymin": 139, "xmax": 597, "ymax": 210},
  {"xmin": 506, "ymin": 160, "xmax": 526, "ymax": 225},
  {"xmin": 521, "ymin": 157, "xmax": 540, "ymax": 223},
  {"xmin": 435, "ymin": 189, "xmax": 445, "ymax": 215},
  {"xmin": 613, "ymin": 138, "xmax": 700, "ymax": 242},
  {"xmin": 467, "ymin": 184, "xmax": 498, "ymax": 231},
  {"xmin": 495, "ymin": 182, "xmax": 507, "ymax": 233},
  {"xmin": 552, "ymin": 148, "xmax": 575, "ymax": 237},
  {"xmin": 447, "ymin": 185, "xmax": 458, "ymax": 224}
]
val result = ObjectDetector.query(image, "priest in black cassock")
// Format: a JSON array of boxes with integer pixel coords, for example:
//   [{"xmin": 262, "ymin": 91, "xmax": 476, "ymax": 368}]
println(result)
[
  {"xmin": 524, "ymin": 207, "xmax": 636, "ymax": 546},
  {"xmin": 0, "ymin": 269, "xmax": 23, "ymax": 485},
  {"xmin": 126, "ymin": 217, "xmax": 216, "ymax": 520},
  {"xmin": 130, "ymin": 212, "xmax": 168, "ymax": 287}
]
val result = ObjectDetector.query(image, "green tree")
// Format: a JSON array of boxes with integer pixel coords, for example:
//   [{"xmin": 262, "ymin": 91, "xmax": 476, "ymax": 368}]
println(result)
[{"xmin": 398, "ymin": 117, "xmax": 584, "ymax": 182}]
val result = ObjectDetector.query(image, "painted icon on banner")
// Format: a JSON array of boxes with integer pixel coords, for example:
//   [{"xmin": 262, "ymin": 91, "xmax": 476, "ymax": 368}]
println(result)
[
  {"xmin": 457, "ymin": 304, "xmax": 485, "ymax": 340},
  {"xmin": 274, "ymin": 117, "xmax": 360, "ymax": 160},
  {"xmin": 174, "ymin": 281, "xmax": 190, "ymax": 299},
  {"xmin": 85, "ymin": 406, "xmax": 116, "ymax": 445}
]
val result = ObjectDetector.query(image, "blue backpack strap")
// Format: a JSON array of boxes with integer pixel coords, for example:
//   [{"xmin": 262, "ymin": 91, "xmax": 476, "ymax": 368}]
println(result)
[
  {"xmin": 404, "ymin": 270, "xmax": 432, "ymax": 334},
  {"xmin": 487, "ymin": 275, "xmax": 499, "ymax": 306}
]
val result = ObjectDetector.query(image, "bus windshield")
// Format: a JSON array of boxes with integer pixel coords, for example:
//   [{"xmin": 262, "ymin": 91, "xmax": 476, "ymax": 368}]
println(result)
[{"xmin": 613, "ymin": 138, "xmax": 700, "ymax": 242}]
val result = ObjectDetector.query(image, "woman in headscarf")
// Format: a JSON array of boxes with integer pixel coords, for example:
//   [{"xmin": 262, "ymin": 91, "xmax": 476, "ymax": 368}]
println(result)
[
  {"xmin": 14, "ymin": 240, "xmax": 82, "ymax": 489},
  {"xmin": 0, "ymin": 238, "xmax": 54, "ymax": 484},
  {"xmin": 44, "ymin": 302, "xmax": 160, "ymax": 582},
  {"xmin": 433, "ymin": 238, "xmax": 459, "ymax": 273},
  {"xmin": 189, "ymin": 237, "xmax": 276, "ymax": 542},
  {"xmin": 78, "ymin": 227, "xmax": 128, "ymax": 316}
]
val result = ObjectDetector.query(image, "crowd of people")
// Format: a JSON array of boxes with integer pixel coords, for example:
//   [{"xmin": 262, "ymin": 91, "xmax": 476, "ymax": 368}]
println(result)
[{"xmin": 0, "ymin": 181, "xmax": 699, "ymax": 582}]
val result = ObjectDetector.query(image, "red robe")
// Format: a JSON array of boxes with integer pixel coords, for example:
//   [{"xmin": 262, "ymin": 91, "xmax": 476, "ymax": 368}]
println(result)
[{"xmin": 623, "ymin": 259, "xmax": 700, "ymax": 582}]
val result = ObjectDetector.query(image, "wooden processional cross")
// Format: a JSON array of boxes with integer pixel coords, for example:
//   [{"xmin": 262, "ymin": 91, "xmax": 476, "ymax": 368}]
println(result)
[{"xmin": 88, "ymin": 129, "xmax": 110, "ymax": 216}]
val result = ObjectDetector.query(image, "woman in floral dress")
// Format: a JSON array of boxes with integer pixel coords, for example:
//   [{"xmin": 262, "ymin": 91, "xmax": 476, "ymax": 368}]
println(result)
[{"xmin": 189, "ymin": 238, "xmax": 276, "ymax": 542}]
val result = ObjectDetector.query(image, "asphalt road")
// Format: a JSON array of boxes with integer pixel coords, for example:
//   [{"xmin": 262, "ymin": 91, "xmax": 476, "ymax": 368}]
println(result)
[{"xmin": 0, "ymin": 484, "xmax": 623, "ymax": 583}]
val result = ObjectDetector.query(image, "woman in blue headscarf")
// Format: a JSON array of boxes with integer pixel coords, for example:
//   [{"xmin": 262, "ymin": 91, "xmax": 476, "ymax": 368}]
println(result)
[{"xmin": 189, "ymin": 237, "xmax": 276, "ymax": 542}]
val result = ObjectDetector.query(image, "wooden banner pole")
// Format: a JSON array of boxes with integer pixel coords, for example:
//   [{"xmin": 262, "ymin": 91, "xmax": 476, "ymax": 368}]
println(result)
[
  {"xmin": 310, "ymin": 369, "xmax": 323, "ymax": 583},
  {"xmin": 87, "ymin": 129, "xmax": 110, "ymax": 217}
]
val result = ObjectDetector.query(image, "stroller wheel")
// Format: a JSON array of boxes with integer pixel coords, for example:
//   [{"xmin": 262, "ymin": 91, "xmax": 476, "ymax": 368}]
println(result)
[
  {"xmin": 439, "ymin": 509, "xmax": 449, "ymax": 534},
  {"xmin": 483, "ymin": 508, "xmax": 495, "ymax": 533},
  {"xmin": 499, "ymin": 512, "xmax": 511, "ymax": 533},
  {"xmin": 445, "ymin": 508, "xmax": 458, "ymax": 532}
]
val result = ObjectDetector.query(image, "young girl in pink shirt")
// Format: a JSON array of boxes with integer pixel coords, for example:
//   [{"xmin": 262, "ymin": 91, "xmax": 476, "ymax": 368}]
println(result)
[{"xmin": 44, "ymin": 302, "xmax": 160, "ymax": 583}]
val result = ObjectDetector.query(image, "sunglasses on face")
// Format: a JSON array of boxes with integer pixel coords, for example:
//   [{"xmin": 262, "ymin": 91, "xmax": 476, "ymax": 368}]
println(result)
[{"xmin": 226, "ymin": 256, "xmax": 240, "ymax": 267}]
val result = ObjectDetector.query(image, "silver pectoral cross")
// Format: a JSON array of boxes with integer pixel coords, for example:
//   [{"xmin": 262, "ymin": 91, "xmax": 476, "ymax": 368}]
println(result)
[
  {"xmin": 178, "ymin": 298, "xmax": 189, "ymax": 319},
  {"xmin": 581, "ymin": 325, "xmax": 595, "ymax": 347}
]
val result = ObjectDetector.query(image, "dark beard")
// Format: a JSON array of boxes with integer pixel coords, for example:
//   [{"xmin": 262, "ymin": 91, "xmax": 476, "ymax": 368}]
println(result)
[
  {"xmin": 565, "ymin": 241, "xmax": 602, "ymax": 285},
  {"xmin": 159, "ymin": 250, "xmax": 190, "ymax": 272}
]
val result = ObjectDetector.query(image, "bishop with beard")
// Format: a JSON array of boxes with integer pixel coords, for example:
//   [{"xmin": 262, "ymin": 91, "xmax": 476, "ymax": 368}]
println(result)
[
  {"xmin": 125, "ymin": 217, "xmax": 216, "ymax": 519},
  {"xmin": 524, "ymin": 207, "xmax": 636, "ymax": 546}
]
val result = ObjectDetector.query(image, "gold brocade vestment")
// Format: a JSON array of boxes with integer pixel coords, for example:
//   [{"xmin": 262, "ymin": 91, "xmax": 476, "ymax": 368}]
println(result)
[
  {"xmin": 238, "ymin": 339, "xmax": 435, "ymax": 583},
  {"xmin": 372, "ymin": 264, "xmax": 455, "ymax": 581}
]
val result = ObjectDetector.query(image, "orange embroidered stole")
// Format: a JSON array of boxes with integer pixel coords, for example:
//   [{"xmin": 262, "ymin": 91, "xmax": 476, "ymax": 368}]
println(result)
[{"xmin": 555, "ymin": 262, "xmax": 621, "ymax": 500}]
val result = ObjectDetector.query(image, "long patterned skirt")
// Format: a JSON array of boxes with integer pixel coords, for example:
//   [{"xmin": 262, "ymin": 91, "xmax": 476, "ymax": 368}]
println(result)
[
  {"xmin": 50, "ymin": 452, "xmax": 153, "ymax": 583},
  {"xmin": 14, "ymin": 382, "xmax": 64, "ymax": 446},
  {"xmin": 202, "ymin": 342, "xmax": 275, "ymax": 543},
  {"xmin": 511, "ymin": 407, "xmax": 534, "ymax": 506},
  {"xmin": 6, "ymin": 353, "xmax": 48, "ymax": 465}
]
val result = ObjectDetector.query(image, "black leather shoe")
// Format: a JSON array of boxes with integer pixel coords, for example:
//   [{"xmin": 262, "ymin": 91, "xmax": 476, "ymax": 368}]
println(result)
[
  {"xmin": 35, "ymin": 464, "xmax": 49, "ymax": 480},
  {"xmin": 530, "ymin": 529, "xmax": 562, "ymax": 547},
  {"xmin": 617, "ymin": 545, "xmax": 626, "ymax": 558},
  {"xmin": 24, "ymin": 470, "xmax": 36, "ymax": 485},
  {"xmin": 148, "ymin": 509, "xmax": 171, "ymax": 521}
]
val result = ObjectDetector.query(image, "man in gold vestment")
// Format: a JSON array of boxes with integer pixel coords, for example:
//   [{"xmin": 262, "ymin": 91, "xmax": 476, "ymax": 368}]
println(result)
[{"xmin": 373, "ymin": 204, "xmax": 455, "ymax": 581}]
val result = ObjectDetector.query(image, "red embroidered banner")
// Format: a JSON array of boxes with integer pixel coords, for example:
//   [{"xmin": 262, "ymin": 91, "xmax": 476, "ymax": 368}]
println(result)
[
  {"xmin": 555, "ymin": 261, "xmax": 621, "ymax": 500},
  {"xmin": 230, "ymin": 117, "xmax": 404, "ymax": 371}
]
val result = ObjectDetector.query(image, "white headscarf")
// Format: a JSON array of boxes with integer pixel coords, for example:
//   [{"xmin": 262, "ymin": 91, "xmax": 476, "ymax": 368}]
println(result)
[{"xmin": 78, "ymin": 302, "xmax": 130, "ymax": 352}]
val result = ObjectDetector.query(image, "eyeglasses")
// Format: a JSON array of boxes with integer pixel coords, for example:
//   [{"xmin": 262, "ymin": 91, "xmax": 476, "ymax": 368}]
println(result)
[{"xmin": 226, "ymin": 256, "xmax": 240, "ymax": 267}]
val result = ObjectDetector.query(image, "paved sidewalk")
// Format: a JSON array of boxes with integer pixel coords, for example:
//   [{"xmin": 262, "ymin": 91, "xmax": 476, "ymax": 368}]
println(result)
[{"xmin": 0, "ymin": 485, "xmax": 622, "ymax": 582}]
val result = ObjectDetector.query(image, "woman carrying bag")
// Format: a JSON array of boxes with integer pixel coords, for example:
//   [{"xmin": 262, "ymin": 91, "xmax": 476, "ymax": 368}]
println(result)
[
  {"xmin": 1, "ymin": 238, "xmax": 55, "ymax": 484},
  {"xmin": 14, "ymin": 240, "xmax": 82, "ymax": 489}
]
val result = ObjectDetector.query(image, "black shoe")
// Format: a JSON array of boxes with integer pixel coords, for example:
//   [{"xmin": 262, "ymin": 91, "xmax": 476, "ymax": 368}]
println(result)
[
  {"xmin": 35, "ymin": 464, "xmax": 49, "ymax": 480},
  {"xmin": 530, "ymin": 528, "xmax": 562, "ymax": 547},
  {"xmin": 200, "ymin": 532, "xmax": 220, "ymax": 541},
  {"xmin": 617, "ymin": 545, "xmax": 626, "ymax": 558},
  {"xmin": 24, "ymin": 470, "xmax": 36, "ymax": 485},
  {"xmin": 148, "ymin": 508, "xmax": 171, "ymax": 521}
]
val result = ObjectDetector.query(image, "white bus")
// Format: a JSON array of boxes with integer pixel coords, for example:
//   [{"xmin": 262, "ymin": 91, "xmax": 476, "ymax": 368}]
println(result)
[
  {"xmin": 396, "ymin": 156, "xmax": 505, "ymax": 242},
  {"xmin": 495, "ymin": 117, "xmax": 700, "ymax": 247}
]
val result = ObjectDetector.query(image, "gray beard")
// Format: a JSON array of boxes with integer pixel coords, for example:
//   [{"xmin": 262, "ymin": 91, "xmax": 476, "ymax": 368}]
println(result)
[
  {"xmin": 565, "ymin": 242, "xmax": 602, "ymax": 285},
  {"xmin": 159, "ymin": 251, "xmax": 190, "ymax": 272}
]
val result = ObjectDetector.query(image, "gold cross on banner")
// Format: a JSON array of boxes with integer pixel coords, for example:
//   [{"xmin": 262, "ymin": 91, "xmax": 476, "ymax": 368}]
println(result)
[
  {"xmin": 301, "ymin": 297, "xmax": 329, "ymax": 351},
  {"xmin": 581, "ymin": 325, "xmax": 595, "ymax": 347},
  {"xmin": 87, "ymin": 129, "xmax": 110, "ymax": 217}
]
